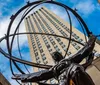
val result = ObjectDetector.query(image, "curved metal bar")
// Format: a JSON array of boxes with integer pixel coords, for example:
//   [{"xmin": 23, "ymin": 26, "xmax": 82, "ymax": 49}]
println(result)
[
  {"xmin": 4, "ymin": 1, "xmax": 91, "ymax": 84},
  {"xmin": 64, "ymin": 8, "xmax": 72, "ymax": 58},
  {"xmin": 7, "ymin": 1, "xmax": 46, "ymax": 79},
  {"xmin": 1, "ymin": 32, "xmax": 84, "ymax": 45},
  {"xmin": 6, "ymin": 0, "xmax": 90, "ymax": 59},
  {"xmin": 15, "ymin": 5, "xmax": 36, "ymax": 74},
  {"xmin": 0, "ymin": 32, "xmax": 84, "ymax": 68},
  {"xmin": 76, "ymin": 17, "xmax": 88, "ymax": 43},
  {"xmin": 13, "ymin": 6, "xmax": 33, "ymax": 75},
  {"xmin": 6, "ymin": 1, "xmax": 47, "ymax": 78},
  {"xmin": 0, "ymin": 47, "xmax": 52, "ymax": 69},
  {"xmin": 6, "ymin": 1, "xmax": 42, "ymax": 54}
]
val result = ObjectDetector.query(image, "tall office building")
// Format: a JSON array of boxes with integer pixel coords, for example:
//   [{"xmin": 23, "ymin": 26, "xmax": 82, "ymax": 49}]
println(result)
[{"xmin": 25, "ymin": 7, "xmax": 100, "ymax": 84}]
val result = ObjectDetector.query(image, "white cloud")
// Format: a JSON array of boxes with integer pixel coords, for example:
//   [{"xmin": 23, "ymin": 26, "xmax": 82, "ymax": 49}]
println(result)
[
  {"xmin": 0, "ymin": 1, "xmax": 39, "ymax": 85},
  {"xmin": 74, "ymin": 0, "xmax": 95, "ymax": 16},
  {"xmin": 0, "ymin": 17, "xmax": 9, "ymax": 38},
  {"xmin": 0, "ymin": 12, "xmax": 28, "ymax": 50},
  {"xmin": 48, "ymin": 6, "xmax": 68, "ymax": 21},
  {"xmin": 0, "ymin": 1, "xmax": 47, "ymax": 50},
  {"xmin": 96, "ymin": 3, "xmax": 100, "ymax": 10},
  {"xmin": 0, "ymin": 7, "xmax": 34, "ymax": 84}
]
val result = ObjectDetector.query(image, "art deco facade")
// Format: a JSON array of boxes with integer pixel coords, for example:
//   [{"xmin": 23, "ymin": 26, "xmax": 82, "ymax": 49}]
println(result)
[{"xmin": 25, "ymin": 7, "xmax": 100, "ymax": 85}]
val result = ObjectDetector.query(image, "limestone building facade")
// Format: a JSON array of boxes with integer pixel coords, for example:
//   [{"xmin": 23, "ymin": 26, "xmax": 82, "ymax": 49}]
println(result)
[{"xmin": 25, "ymin": 7, "xmax": 100, "ymax": 85}]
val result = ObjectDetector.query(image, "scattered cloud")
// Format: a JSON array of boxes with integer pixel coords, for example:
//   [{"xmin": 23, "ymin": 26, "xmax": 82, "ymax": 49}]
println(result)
[
  {"xmin": 0, "ymin": 17, "xmax": 9, "ymax": 38},
  {"xmin": 75, "ymin": 0, "xmax": 95, "ymax": 16},
  {"xmin": 0, "ymin": 1, "xmax": 32, "ymax": 85},
  {"xmin": 70, "ymin": 0, "xmax": 100, "ymax": 17},
  {"xmin": 0, "ymin": 0, "xmax": 100, "ymax": 85},
  {"xmin": 0, "ymin": 17, "xmax": 27, "ymax": 49},
  {"xmin": 48, "ymin": 6, "xmax": 67, "ymax": 20},
  {"xmin": 0, "ymin": 7, "xmax": 34, "ymax": 84},
  {"xmin": 96, "ymin": 3, "xmax": 100, "ymax": 10}
]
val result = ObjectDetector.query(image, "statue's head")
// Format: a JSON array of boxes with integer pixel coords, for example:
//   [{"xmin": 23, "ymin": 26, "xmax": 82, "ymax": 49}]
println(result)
[{"xmin": 52, "ymin": 51, "xmax": 63, "ymax": 63}]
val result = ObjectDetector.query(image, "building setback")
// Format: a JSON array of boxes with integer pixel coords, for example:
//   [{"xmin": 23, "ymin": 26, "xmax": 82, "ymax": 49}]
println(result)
[{"xmin": 25, "ymin": 7, "xmax": 100, "ymax": 85}]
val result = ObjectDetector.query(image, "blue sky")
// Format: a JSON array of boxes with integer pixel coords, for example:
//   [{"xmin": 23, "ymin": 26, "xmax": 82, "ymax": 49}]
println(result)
[{"xmin": 0, "ymin": 0, "xmax": 100, "ymax": 85}]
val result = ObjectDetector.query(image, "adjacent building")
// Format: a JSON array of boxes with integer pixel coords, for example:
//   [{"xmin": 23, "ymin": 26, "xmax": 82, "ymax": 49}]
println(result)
[
  {"xmin": 0, "ymin": 73, "xmax": 11, "ymax": 85},
  {"xmin": 87, "ymin": 57, "xmax": 100, "ymax": 85},
  {"xmin": 98, "ymin": 0, "xmax": 100, "ymax": 3},
  {"xmin": 25, "ymin": 7, "xmax": 100, "ymax": 85}
]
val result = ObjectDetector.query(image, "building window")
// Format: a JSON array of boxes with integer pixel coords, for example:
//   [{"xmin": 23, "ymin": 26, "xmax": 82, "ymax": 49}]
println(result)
[
  {"xmin": 63, "ymin": 47, "xmax": 67, "ymax": 51},
  {"xmin": 54, "ymin": 45, "xmax": 58, "ymax": 48},
  {"xmin": 44, "ymin": 61, "xmax": 48, "ymax": 64},
  {"xmin": 61, "ymin": 44, "xmax": 66, "ymax": 48},
  {"xmin": 42, "ymin": 55, "xmax": 46, "ymax": 60},
  {"xmin": 36, "ymin": 57, "xmax": 39, "ymax": 60},
  {"xmin": 33, "ymin": 45, "xmax": 36, "ymax": 48},
  {"xmin": 37, "ymin": 41, "xmax": 40, "ymax": 44},
  {"xmin": 38, "ymin": 45, "xmax": 42, "ymax": 48},
  {"xmin": 59, "ymin": 42, "xmax": 63, "ymax": 45},
  {"xmin": 55, "ymin": 48, "xmax": 60, "ymax": 51},
  {"xmin": 50, "ymin": 38, "xmax": 53, "ymax": 41},
  {"xmin": 44, "ymin": 39, "xmax": 47, "ymax": 42},
  {"xmin": 33, "ymin": 43, "xmax": 35, "ymax": 46},
  {"xmin": 38, "ymin": 43, "xmax": 41, "ymax": 46},
  {"xmin": 95, "ymin": 52, "xmax": 100, "ymax": 57},
  {"xmin": 37, "ymin": 61, "xmax": 41, "ymax": 64},
  {"xmin": 75, "ymin": 45, "xmax": 80, "ymax": 50},
  {"xmin": 52, "ymin": 41, "xmax": 56, "ymax": 45},
  {"xmin": 49, "ymin": 49, "xmax": 52, "ymax": 52},
  {"xmin": 50, "ymin": 79, "xmax": 55, "ymax": 84},
  {"xmin": 75, "ymin": 36, "xmax": 79, "ymax": 40},
  {"xmin": 35, "ymin": 52, "xmax": 38, "ymax": 56},
  {"xmin": 41, "ymin": 53, "xmax": 45, "ymax": 56},
  {"xmin": 93, "ymin": 50, "xmax": 97, "ymax": 53},
  {"xmin": 45, "ymin": 41, "xmax": 48, "ymax": 44},
  {"xmin": 43, "ymin": 37, "xmax": 47, "ymax": 40},
  {"xmin": 34, "ymin": 49, "xmax": 37, "ymax": 52},
  {"xmin": 72, "ymin": 33, "xmax": 76, "ymax": 36},
  {"xmin": 56, "ymin": 38, "xmax": 61, "ymax": 42},
  {"xmin": 47, "ymin": 44, "xmax": 50, "ymax": 49},
  {"xmin": 40, "ymin": 49, "xmax": 44, "ymax": 53},
  {"xmin": 72, "ymin": 43, "xmax": 77, "ymax": 46},
  {"xmin": 67, "ymin": 52, "xmax": 71, "ymax": 56},
  {"xmin": 78, "ymin": 39, "xmax": 83, "ymax": 42}
]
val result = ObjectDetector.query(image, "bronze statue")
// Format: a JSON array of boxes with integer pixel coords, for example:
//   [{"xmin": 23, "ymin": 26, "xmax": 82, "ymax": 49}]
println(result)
[{"xmin": 12, "ymin": 35, "xmax": 96, "ymax": 85}]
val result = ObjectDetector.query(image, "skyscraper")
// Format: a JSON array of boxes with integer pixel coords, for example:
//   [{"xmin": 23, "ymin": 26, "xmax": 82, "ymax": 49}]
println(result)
[{"xmin": 25, "ymin": 7, "xmax": 100, "ymax": 84}]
